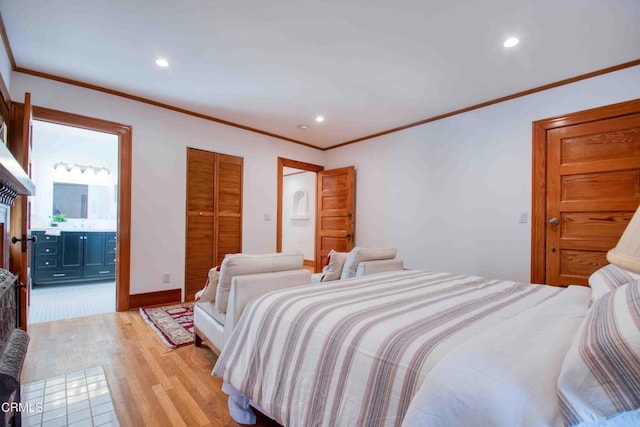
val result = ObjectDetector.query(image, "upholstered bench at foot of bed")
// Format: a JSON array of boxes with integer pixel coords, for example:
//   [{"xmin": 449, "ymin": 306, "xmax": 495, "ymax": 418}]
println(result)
[{"xmin": 194, "ymin": 269, "xmax": 311, "ymax": 354}]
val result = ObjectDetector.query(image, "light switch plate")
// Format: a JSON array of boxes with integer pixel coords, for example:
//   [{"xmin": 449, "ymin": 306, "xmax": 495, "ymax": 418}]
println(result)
[
  {"xmin": 519, "ymin": 211, "xmax": 528, "ymax": 223},
  {"xmin": 264, "ymin": 213, "xmax": 272, "ymax": 221}
]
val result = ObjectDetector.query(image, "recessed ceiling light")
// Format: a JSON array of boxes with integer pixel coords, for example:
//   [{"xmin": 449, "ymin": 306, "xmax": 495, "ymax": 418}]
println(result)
[
  {"xmin": 315, "ymin": 116, "xmax": 325, "ymax": 123},
  {"xmin": 155, "ymin": 58, "xmax": 169, "ymax": 67},
  {"xmin": 503, "ymin": 37, "xmax": 519, "ymax": 48},
  {"xmin": 297, "ymin": 124, "xmax": 309, "ymax": 130}
]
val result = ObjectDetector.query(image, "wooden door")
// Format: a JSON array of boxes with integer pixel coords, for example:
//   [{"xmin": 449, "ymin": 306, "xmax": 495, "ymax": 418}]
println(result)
[
  {"xmin": 315, "ymin": 166, "xmax": 356, "ymax": 271},
  {"xmin": 185, "ymin": 149, "xmax": 216, "ymax": 301},
  {"xmin": 8, "ymin": 93, "xmax": 33, "ymax": 329},
  {"xmin": 215, "ymin": 154, "xmax": 242, "ymax": 265},
  {"xmin": 185, "ymin": 149, "xmax": 243, "ymax": 301},
  {"xmin": 542, "ymin": 109, "xmax": 640, "ymax": 286}
]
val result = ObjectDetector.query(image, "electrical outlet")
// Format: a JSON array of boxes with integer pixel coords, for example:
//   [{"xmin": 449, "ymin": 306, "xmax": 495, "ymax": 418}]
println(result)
[
  {"xmin": 162, "ymin": 272, "xmax": 171, "ymax": 283},
  {"xmin": 519, "ymin": 211, "xmax": 528, "ymax": 223}
]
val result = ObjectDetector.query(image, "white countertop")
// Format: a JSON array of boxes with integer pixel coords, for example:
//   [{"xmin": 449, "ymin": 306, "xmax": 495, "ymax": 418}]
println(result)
[{"xmin": 31, "ymin": 227, "xmax": 117, "ymax": 233}]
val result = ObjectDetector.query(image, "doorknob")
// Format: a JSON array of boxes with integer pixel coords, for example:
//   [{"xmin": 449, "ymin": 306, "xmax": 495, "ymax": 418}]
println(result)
[
  {"xmin": 11, "ymin": 235, "xmax": 37, "ymax": 253},
  {"xmin": 11, "ymin": 235, "xmax": 37, "ymax": 244},
  {"xmin": 549, "ymin": 217, "xmax": 559, "ymax": 225}
]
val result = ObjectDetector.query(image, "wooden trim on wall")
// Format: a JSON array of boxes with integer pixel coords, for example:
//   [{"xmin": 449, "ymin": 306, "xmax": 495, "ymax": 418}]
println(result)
[
  {"xmin": 277, "ymin": 157, "xmax": 324, "ymax": 253},
  {"xmin": 530, "ymin": 122, "xmax": 548, "ymax": 284},
  {"xmin": 0, "ymin": 75, "xmax": 10, "ymax": 121},
  {"xmin": 0, "ymin": 14, "xmax": 637, "ymax": 153},
  {"xmin": 29, "ymin": 105, "xmax": 133, "ymax": 311},
  {"xmin": 14, "ymin": 66, "xmax": 320, "ymax": 151},
  {"xmin": 0, "ymin": 14, "xmax": 13, "ymax": 119},
  {"xmin": 129, "ymin": 288, "xmax": 181, "ymax": 310},
  {"xmin": 0, "ymin": 14, "xmax": 16, "ymax": 70},
  {"xmin": 326, "ymin": 59, "xmax": 640, "ymax": 151},
  {"xmin": 530, "ymin": 98, "xmax": 640, "ymax": 284}
]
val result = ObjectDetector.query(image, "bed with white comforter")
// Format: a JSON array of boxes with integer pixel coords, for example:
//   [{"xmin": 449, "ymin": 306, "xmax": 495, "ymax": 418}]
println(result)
[{"xmin": 212, "ymin": 269, "xmax": 640, "ymax": 426}]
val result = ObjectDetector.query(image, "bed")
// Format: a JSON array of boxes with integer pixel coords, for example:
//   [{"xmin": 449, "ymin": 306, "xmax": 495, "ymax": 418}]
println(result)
[{"xmin": 212, "ymin": 269, "xmax": 640, "ymax": 426}]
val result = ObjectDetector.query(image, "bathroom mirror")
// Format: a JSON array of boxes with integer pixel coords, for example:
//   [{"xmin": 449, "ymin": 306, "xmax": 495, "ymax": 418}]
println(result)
[{"xmin": 52, "ymin": 182, "xmax": 111, "ymax": 219}]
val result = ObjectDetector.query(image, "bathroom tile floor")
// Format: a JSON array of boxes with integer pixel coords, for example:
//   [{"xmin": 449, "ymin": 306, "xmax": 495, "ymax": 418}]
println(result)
[
  {"xmin": 29, "ymin": 281, "xmax": 115, "ymax": 324},
  {"xmin": 20, "ymin": 366, "xmax": 119, "ymax": 427}
]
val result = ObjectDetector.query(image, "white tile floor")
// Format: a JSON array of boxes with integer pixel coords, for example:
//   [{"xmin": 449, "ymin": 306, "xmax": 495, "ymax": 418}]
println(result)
[
  {"xmin": 21, "ymin": 366, "xmax": 119, "ymax": 427},
  {"xmin": 29, "ymin": 281, "xmax": 115, "ymax": 324}
]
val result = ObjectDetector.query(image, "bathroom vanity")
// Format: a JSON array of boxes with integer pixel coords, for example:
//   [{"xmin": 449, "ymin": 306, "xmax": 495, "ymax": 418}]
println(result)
[{"xmin": 31, "ymin": 230, "xmax": 116, "ymax": 286}]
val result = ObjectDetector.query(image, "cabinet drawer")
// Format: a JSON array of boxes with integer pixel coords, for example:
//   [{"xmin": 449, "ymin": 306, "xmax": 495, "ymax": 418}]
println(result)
[
  {"xmin": 35, "ymin": 244, "xmax": 58, "ymax": 256},
  {"xmin": 34, "ymin": 268, "xmax": 82, "ymax": 283},
  {"xmin": 35, "ymin": 256, "xmax": 58, "ymax": 269},
  {"xmin": 83, "ymin": 265, "xmax": 115, "ymax": 279},
  {"xmin": 35, "ymin": 233, "xmax": 59, "ymax": 243}
]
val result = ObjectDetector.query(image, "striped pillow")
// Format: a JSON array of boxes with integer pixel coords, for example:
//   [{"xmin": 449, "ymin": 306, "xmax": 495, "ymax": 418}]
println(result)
[
  {"xmin": 589, "ymin": 264, "xmax": 640, "ymax": 302},
  {"xmin": 558, "ymin": 279, "xmax": 640, "ymax": 425}
]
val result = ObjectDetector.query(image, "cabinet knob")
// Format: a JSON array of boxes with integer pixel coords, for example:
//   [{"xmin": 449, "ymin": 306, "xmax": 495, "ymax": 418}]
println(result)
[
  {"xmin": 45, "ymin": 249, "xmax": 50, "ymax": 252},
  {"xmin": 45, "ymin": 262, "xmax": 49, "ymax": 265}
]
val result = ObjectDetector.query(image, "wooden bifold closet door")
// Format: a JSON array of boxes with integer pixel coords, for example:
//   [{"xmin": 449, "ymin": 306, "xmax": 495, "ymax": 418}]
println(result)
[{"xmin": 185, "ymin": 148, "xmax": 243, "ymax": 301}]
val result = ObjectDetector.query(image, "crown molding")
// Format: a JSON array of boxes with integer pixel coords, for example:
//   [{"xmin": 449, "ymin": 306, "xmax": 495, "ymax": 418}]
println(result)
[
  {"xmin": 1, "ymin": 11, "xmax": 638, "ymax": 153},
  {"xmin": 324, "ymin": 58, "xmax": 640, "ymax": 151},
  {"xmin": 14, "ymin": 66, "xmax": 322, "ymax": 151}
]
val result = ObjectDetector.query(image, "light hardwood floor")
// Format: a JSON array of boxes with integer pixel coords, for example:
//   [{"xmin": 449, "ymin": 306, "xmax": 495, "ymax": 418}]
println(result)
[{"xmin": 23, "ymin": 311, "xmax": 280, "ymax": 427}]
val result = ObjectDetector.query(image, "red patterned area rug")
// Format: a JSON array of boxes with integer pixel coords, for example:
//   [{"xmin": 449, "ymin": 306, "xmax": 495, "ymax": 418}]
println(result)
[{"xmin": 139, "ymin": 302, "xmax": 194, "ymax": 349}]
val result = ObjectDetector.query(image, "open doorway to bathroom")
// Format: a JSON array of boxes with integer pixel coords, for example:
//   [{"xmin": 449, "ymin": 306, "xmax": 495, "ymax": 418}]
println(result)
[{"xmin": 28, "ymin": 120, "xmax": 119, "ymax": 324}]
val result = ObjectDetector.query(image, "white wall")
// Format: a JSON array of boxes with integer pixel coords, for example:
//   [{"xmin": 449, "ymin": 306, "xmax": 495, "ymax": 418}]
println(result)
[
  {"xmin": 11, "ymin": 65, "xmax": 640, "ymax": 291},
  {"xmin": 325, "ymin": 65, "xmax": 640, "ymax": 283},
  {"xmin": 282, "ymin": 171, "xmax": 316, "ymax": 260},
  {"xmin": 10, "ymin": 72, "xmax": 324, "ymax": 296},
  {"xmin": 31, "ymin": 120, "xmax": 119, "ymax": 229}
]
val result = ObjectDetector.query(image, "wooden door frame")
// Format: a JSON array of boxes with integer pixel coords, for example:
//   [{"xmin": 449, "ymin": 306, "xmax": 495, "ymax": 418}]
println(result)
[
  {"xmin": 530, "ymin": 98, "xmax": 640, "ymax": 284},
  {"xmin": 28, "ymin": 105, "xmax": 133, "ymax": 311},
  {"xmin": 276, "ymin": 158, "xmax": 324, "ymax": 259}
]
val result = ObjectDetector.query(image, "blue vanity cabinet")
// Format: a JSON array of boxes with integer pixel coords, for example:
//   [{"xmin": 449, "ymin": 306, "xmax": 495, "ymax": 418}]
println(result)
[{"xmin": 32, "ymin": 230, "xmax": 116, "ymax": 285}]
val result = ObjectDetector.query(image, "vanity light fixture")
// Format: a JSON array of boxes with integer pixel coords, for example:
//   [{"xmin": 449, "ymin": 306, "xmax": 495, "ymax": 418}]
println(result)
[
  {"xmin": 53, "ymin": 162, "xmax": 110, "ymax": 176},
  {"xmin": 54, "ymin": 161, "xmax": 73, "ymax": 172},
  {"xmin": 315, "ymin": 116, "xmax": 325, "ymax": 123},
  {"xmin": 503, "ymin": 37, "xmax": 519, "ymax": 48},
  {"xmin": 155, "ymin": 58, "xmax": 169, "ymax": 67},
  {"xmin": 297, "ymin": 124, "xmax": 309, "ymax": 130}
]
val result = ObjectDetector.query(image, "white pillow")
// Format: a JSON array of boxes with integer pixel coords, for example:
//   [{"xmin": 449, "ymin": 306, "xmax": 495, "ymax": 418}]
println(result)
[
  {"xmin": 557, "ymin": 279, "xmax": 640, "ymax": 425},
  {"xmin": 195, "ymin": 267, "xmax": 220, "ymax": 302},
  {"xmin": 321, "ymin": 250, "xmax": 348, "ymax": 282},
  {"xmin": 589, "ymin": 264, "xmax": 640, "ymax": 302},
  {"xmin": 340, "ymin": 247, "xmax": 397, "ymax": 280},
  {"xmin": 215, "ymin": 251, "xmax": 304, "ymax": 313}
]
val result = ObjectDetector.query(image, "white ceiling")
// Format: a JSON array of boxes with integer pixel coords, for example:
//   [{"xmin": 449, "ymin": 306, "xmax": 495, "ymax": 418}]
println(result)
[{"xmin": 2, "ymin": 0, "xmax": 639, "ymax": 149}]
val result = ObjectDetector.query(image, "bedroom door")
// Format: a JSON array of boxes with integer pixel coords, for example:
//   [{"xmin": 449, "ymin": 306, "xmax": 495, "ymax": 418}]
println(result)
[
  {"xmin": 532, "ymin": 99, "xmax": 640, "ymax": 286},
  {"xmin": 315, "ymin": 166, "xmax": 356, "ymax": 271},
  {"xmin": 8, "ymin": 93, "xmax": 34, "ymax": 330}
]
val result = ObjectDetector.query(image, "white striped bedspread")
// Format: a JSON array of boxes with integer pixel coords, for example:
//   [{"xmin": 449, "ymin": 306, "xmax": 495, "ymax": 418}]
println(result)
[{"xmin": 213, "ymin": 270, "xmax": 566, "ymax": 427}]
